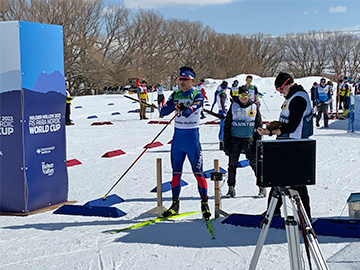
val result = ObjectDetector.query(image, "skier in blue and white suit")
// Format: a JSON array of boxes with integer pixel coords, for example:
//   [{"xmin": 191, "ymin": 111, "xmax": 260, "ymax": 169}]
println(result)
[{"xmin": 160, "ymin": 67, "xmax": 210, "ymax": 219}]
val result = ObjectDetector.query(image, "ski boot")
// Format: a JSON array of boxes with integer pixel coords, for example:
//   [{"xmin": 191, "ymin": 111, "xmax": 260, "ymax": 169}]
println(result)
[
  {"xmin": 258, "ymin": 187, "xmax": 267, "ymax": 198},
  {"xmin": 162, "ymin": 198, "xmax": 179, "ymax": 217},
  {"xmin": 226, "ymin": 186, "xmax": 236, "ymax": 198},
  {"xmin": 201, "ymin": 198, "xmax": 211, "ymax": 219}
]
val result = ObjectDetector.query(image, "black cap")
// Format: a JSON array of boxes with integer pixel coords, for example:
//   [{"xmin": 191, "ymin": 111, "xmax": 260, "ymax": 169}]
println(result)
[
  {"xmin": 238, "ymin": 85, "xmax": 249, "ymax": 95},
  {"xmin": 221, "ymin": 81, "xmax": 228, "ymax": 88},
  {"xmin": 320, "ymin": 78, "xmax": 326, "ymax": 83},
  {"xmin": 274, "ymin": 72, "xmax": 293, "ymax": 88}
]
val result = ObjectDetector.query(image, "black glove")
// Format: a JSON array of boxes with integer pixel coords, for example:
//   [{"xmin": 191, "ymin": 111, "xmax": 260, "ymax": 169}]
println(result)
[
  {"xmin": 177, "ymin": 103, "xmax": 187, "ymax": 111},
  {"xmin": 267, "ymin": 121, "xmax": 284, "ymax": 131}
]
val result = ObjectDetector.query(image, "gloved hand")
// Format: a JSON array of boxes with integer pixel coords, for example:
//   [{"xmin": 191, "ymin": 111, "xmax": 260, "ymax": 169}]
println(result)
[
  {"xmin": 177, "ymin": 103, "xmax": 187, "ymax": 111},
  {"xmin": 181, "ymin": 108, "xmax": 192, "ymax": 118},
  {"xmin": 267, "ymin": 121, "xmax": 283, "ymax": 130}
]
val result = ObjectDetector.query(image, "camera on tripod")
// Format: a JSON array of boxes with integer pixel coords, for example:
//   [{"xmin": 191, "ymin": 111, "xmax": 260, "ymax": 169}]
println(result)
[
  {"xmin": 250, "ymin": 139, "xmax": 329, "ymax": 270},
  {"xmin": 256, "ymin": 139, "xmax": 316, "ymax": 188}
]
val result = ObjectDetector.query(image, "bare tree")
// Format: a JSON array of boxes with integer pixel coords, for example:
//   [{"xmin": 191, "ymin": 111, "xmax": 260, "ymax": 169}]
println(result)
[
  {"xmin": 281, "ymin": 31, "xmax": 330, "ymax": 77},
  {"xmin": 247, "ymin": 33, "xmax": 284, "ymax": 77},
  {"xmin": 329, "ymin": 32, "xmax": 360, "ymax": 80},
  {"xmin": 2, "ymin": 1, "xmax": 359, "ymax": 93}
]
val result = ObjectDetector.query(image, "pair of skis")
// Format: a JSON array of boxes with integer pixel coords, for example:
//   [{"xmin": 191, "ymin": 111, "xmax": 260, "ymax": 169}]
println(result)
[{"xmin": 108, "ymin": 211, "xmax": 215, "ymax": 239}]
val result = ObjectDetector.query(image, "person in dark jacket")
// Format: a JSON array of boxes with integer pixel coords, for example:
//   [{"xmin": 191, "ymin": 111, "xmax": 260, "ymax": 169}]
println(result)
[
  {"xmin": 257, "ymin": 72, "xmax": 313, "ymax": 219},
  {"xmin": 223, "ymin": 86, "xmax": 264, "ymax": 198},
  {"xmin": 314, "ymin": 78, "xmax": 332, "ymax": 127}
]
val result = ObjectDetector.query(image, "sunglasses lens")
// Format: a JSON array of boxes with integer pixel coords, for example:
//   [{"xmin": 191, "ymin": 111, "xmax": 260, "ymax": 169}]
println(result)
[{"xmin": 179, "ymin": 77, "xmax": 190, "ymax": 81}]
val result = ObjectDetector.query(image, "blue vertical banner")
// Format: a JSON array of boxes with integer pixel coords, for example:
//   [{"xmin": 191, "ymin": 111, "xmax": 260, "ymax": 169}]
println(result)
[
  {"xmin": 0, "ymin": 22, "xmax": 25, "ymax": 212},
  {"xmin": 0, "ymin": 21, "xmax": 68, "ymax": 213},
  {"xmin": 348, "ymin": 95, "xmax": 360, "ymax": 133}
]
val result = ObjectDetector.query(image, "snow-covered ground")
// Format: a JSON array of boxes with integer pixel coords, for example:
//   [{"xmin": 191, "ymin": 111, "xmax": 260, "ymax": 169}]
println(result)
[{"xmin": 1, "ymin": 74, "xmax": 360, "ymax": 270}]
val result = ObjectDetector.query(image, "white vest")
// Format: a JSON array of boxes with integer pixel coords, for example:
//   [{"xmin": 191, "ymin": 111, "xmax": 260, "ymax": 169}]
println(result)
[
  {"xmin": 279, "ymin": 91, "xmax": 313, "ymax": 139},
  {"xmin": 157, "ymin": 85, "xmax": 165, "ymax": 95},
  {"xmin": 216, "ymin": 91, "xmax": 230, "ymax": 112}
]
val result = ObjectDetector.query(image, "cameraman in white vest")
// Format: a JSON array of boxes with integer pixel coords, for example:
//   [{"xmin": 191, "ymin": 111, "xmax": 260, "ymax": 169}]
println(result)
[{"xmin": 257, "ymin": 72, "xmax": 313, "ymax": 218}]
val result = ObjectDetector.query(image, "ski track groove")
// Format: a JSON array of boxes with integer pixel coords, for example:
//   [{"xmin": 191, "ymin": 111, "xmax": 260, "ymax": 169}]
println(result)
[
  {"xmin": 96, "ymin": 240, "xmax": 104, "ymax": 270},
  {"xmin": 0, "ymin": 246, "xmax": 98, "ymax": 268}
]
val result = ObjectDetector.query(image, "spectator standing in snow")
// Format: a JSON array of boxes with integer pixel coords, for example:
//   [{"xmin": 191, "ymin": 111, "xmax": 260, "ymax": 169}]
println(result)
[
  {"xmin": 245, "ymin": 75, "xmax": 260, "ymax": 106},
  {"xmin": 196, "ymin": 79, "xmax": 208, "ymax": 119},
  {"xmin": 327, "ymin": 80, "xmax": 334, "ymax": 115},
  {"xmin": 155, "ymin": 80, "xmax": 166, "ymax": 117},
  {"xmin": 257, "ymin": 72, "xmax": 313, "ymax": 219},
  {"xmin": 230, "ymin": 79, "xmax": 239, "ymax": 103},
  {"xmin": 223, "ymin": 86, "xmax": 265, "ymax": 198},
  {"xmin": 65, "ymin": 81, "xmax": 74, "ymax": 125},
  {"xmin": 314, "ymin": 78, "xmax": 332, "ymax": 128},
  {"xmin": 160, "ymin": 67, "xmax": 210, "ymax": 219},
  {"xmin": 339, "ymin": 76, "xmax": 352, "ymax": 111},
  {"xmin": 211, "ymin": 81, "xmax": 230, "ymax": 150},
  {"xmin": 310, "ymin": 82, "xmax": 318, "ymax": 108},
  {"xmin": 345, "ymin": 78, "xmax": 353, "ymax": 111},
  {"xmin": 137, "ymin": 80, "xmax": 148, "ymax": 120}
]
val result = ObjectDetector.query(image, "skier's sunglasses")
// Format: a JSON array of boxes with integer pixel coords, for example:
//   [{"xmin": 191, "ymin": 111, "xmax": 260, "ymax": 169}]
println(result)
[
  {"xmin": 239, "ymin": 93, "xmax": 249, "ymax": 98},
  {"xmin": 178, "ymin": 77, "xmax": 191, "ymax": 81},
  {"xmin": 276, "ymin": 78, "xmax": 290, "ymax": 90}
]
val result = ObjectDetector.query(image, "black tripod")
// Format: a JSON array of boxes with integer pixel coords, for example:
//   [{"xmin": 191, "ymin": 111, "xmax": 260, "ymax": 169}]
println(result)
[{"xmin": 249, "ymin": 187, "xmax": 328, "ymax": 270}]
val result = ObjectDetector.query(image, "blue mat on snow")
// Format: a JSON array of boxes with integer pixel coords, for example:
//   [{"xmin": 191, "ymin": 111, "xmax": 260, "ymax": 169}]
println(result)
[
  {"xmin": 54, "ymin": 205, "xmax": 126, "ymax": 218},
  {"xmin": 222, "ymin": 214, "xmax": 285, "ymax": 229},
  {"xmin": 312, "ymin": 218, "xmax": 360, "ymax": 238},
  {"xmin": 128, "ymin": 109, "xmax": 140, "ymax": 113},
  {"xmin": 204, "ymin": 167, "xmax": 227, "ymax": 178},
  {"xmin": 238, "ymin": 159, "xmax": 250, "ymax": 168},
  {"xmin": 84, "ymin": 194, "xmax": 125, "ymax": 207},
  {"xmin": 53, "ymin": 194, "xmax": 126, "ymax": 218},
  {"xmin": 222, "ymin": 214, "xmax": 360, "ymax": 238},
  {"xmin": 150, "ymin": 179, "xmax": 188, "ymax": 193}
]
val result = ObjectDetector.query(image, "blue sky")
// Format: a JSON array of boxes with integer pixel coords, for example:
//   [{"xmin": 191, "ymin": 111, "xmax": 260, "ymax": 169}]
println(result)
[{"xmin": 104, "ymin": 0, "xmax": 360, "ymax": 36}]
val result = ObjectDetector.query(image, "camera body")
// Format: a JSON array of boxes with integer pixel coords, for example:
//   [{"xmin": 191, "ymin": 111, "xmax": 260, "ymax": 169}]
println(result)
[{"xmin": 256, "ymin": 139, "xmax": 316, "ymax": 187}]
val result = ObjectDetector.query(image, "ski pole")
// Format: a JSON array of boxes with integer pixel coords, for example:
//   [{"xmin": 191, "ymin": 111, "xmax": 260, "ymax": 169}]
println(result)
[
  {"xmin": 102, "ymin": 112, "xmax": 178, "ymax": 200},
  {"xmin": 260, "ymin": 95, "xmax": 271, "ymax": 114}
]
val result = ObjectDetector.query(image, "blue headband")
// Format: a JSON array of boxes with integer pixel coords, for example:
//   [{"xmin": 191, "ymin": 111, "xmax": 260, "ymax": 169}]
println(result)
[{"xmin": 179, "ymin": 69, "xmax": 195, "ymax": 79}]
